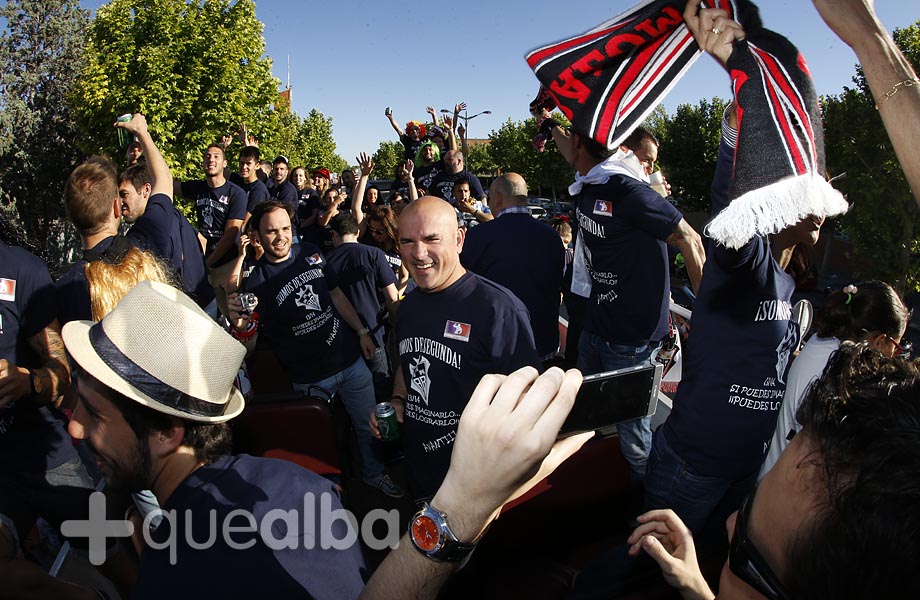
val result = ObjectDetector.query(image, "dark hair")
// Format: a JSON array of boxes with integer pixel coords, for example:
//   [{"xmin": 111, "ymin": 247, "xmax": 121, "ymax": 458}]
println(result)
[
  {"xmin": 204, "ymin": 144, "xmax": 225, "ymax": 160},
  {"xmin": 786, "ymin": 342, "xmax": 920, "ymax": 598},
  {"xmin": 118, "ymin": 162, "xmax": 151, "ymax": 189},
  {"xmin": 815, "ymin": 281, "xmax": 907, "ymax": 341},
  {"xmin": 621, "ymin": 125, "xmax": 658, "ymax": 151},
  {"xmin": 86, "ymin": 373, "xmax": 232, "ymax": 464},
  {"xmin": 329, "ymin": 212, "xmax": 359, "ymax": 236},
  {"xmin": 250, "ymin": 199, "xmax": 292, "ymax": 231},
  {"xmin": 366, "ymin": 206, "xmax": 399, "ymax": 252},
  {"xmin": 573, "ymin": 129, "xmax": 612, "ymax": 161},
  {"xmin": 239, "ymin": 145, "xmax": 260, "ymax": 163}
]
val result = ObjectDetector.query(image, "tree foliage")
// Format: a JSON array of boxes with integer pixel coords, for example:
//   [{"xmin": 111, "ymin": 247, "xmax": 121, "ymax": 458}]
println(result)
[
  {"xmin": 0, "ymin": 0, "xmax": 88, "ymax": 267},
  {"xmin": 653, "ymin": 97, "xmax": 730, "ymax": 213},
  {"xmin": 484, "ymin": 112, "xmax": 573, "ymax": 197},
  {"xmin": 71, "ymin": 0, "xmax": 282, "ymax": 180},
  {"xmin": 371, "ymin": 140, "xmax": 403, "ymax": 179},
  {"xmin": 254, "ymin": 108, "xmax": 347, "ymax": 174},
  {"xmin": 822, "ymin": 22, "xmax": 920, "ymax": 292}
]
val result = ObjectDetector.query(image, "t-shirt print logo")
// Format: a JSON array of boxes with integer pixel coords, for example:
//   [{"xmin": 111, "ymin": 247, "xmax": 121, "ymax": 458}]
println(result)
[
  {"xmin": 306, "ymin": 253, "xmax": 323, "ymax": 266},
  {"xmin": 410, "ymin": 355, "xmax": 432, "ymax": 405},
  {"xmin": 593, "ymin": 200, "xmax": 612, "ymax": 217},
  {"xmin": 0, "ymin": 278, "xmax": 15, "ymax": 302},
  {"xmin": 443, "ymin": 320, "xmax": 471, "ymax": 342},
  {"xmin": 294, "ymin": 285, "xmax": 321, "ymax": 311}
]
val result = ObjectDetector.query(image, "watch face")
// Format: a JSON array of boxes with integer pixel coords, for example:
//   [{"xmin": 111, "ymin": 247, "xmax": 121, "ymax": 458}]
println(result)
[{"xmin": 411, "ymin": 515, "xmax": 440, "ymax": 552}]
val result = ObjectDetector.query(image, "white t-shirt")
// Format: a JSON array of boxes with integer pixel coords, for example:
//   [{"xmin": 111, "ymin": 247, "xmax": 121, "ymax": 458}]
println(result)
[{"xmin": 759, "ymin": 336, "xmax": 840, "ymax": 480}]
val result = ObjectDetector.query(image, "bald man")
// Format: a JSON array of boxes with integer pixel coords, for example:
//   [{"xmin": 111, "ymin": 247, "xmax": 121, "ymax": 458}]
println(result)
[
  {"xmin": 371, "ymin": 196, "xmax": 540, "ymax": 500},
  {"xmin": 461, "ymin": 173, "xmax": 565, "ymax": 361}
]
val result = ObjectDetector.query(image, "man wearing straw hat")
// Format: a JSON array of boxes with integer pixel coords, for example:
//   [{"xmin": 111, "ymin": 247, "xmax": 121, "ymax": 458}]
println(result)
[{"xmin": 63, "ymin": 280, "xmax": 367, "ymax": 598}]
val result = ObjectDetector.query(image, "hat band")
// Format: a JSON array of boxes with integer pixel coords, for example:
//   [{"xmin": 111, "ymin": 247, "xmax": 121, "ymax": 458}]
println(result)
[{"xmin": 89, "ymin": 323, "xmax": 228, "ymax": 418}]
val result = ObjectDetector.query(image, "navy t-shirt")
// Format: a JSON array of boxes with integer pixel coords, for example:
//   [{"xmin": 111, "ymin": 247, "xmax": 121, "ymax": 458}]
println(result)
[
  {"xmin": 0, "ymin": 241, "xmax": 75, "ymax": 471},
  {"xmin": 181, "ymin": 179, "xmax": 247, "ymax": 266},
  {"xmin": 269, "ymin": 180, "xmax": 298, "ymax": 214},
  {"xmin": 412, "ymin": 164, "xmax": 442, "ymax": 192},
  {"xmin": 575, "ymin": 175, "xmax": 682, "ymax": 345},
  {"xmin": 430, "ymin": 170, "xmax": 486, "ymax": 204},
  {"xmin": 400, "ymin": 133, "xmax": 425, "ymax": 161},
  {"xmin": 134, "ymin": 454, "xmax": 366, "ymax": 600},
  {"xmin": 462, "ymin": 213, "xmax": 565, "ymax": 358},
  {"xmin": 325, "ymin": 243, "xmax": 397, "ymax": 348},
  {"xmin": 55, "ymin": 236, "xmax": 117, "ymax": 325},
  {"xmin": 397, "ymin": 272, "xmax": 539, "ymax": 498},
  {"xmin": 296, "ymin": 188, "xmax": 321, "ymax": 239},
  {"xmin": 662, "ymin": 135, "xmax": 799, "ymax": 479},
  {"xmin": 244, "ymin": 243, "xmax": 360, "ymax": 384},
  {"xmin": 239, "ymin": 178, "xmax": 270, "ymax": 214},
  {"xmin": 126, "ymin": 193, "xmax": 214, "ymax": 308}
]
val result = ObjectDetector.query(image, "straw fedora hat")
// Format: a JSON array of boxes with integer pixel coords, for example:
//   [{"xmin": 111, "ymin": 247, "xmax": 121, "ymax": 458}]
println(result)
[{"xmin": 62, "ymin": 280, "xmax": 245, "ymax": 423}]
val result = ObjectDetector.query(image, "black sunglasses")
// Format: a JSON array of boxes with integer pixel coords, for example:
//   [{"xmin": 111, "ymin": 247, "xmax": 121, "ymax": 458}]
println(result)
[{"xmin": 729, "ymin": 493, "xmax": 793, "ymax": 600}]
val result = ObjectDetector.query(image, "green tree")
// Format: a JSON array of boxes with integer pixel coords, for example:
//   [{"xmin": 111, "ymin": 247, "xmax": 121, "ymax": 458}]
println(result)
[
  {"xmin": 485, "ymin": 112, "xmax": 572, "ymax": 197},
  {"xmin": 823, "ymin": 22, "xmax": 920, "ymax": 293},
  {"xmin": 71, "ymin": 0, "xmax": 281, "ymax": 181},
  {"xmin": 255, "ymin": 108, "xmax": 346, "ymax": 173},
  {"xmin": 654, "ymin": 97, "xmax": 730, "ymax": 212},
  {"xmin": 0, "ymin": 0, "xmax": 88, "ymax": 267},
  {"xmin": 371, "ymin": 140, "xmax": 402, "ymax": 179},
  {"xmin": 466, "ymin": 141, "xmax": 495, "ymax": 176}
]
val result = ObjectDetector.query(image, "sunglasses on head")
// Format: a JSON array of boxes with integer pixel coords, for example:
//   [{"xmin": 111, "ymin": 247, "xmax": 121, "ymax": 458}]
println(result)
[{"xmin": 729, "ymin": 493, "xmax": 792, "ymax": 600}]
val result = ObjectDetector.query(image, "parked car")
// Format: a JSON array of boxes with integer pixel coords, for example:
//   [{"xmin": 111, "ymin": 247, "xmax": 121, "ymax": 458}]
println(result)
[{"xmin": 525, "ymin": 205, "xmax": 548, "ymax": 220}]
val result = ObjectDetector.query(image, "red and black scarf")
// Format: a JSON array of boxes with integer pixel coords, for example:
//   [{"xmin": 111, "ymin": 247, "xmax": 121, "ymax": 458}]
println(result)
[{"xmin": 528, "ymin": 0, "xmax": 848, "ymax": 249}]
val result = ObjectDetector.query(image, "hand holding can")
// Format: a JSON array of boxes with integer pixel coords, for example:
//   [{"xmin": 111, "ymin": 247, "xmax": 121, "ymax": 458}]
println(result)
[{"xmin": 116, "ymin": 113, "xmax": 133, "ymax": 148}]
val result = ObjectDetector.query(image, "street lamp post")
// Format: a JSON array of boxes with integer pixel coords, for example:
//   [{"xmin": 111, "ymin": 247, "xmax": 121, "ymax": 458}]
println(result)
[{"xmin": 440, "ymin": 107, "xmax": 492, "ymax": 141}]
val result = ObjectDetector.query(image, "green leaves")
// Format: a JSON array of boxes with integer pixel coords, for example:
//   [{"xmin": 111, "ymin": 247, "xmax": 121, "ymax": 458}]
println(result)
[
  {"xmin": 71, "ymin": 0, "xmax": 283, "ymax": 180},
  {"xmin": 0, "ymin": 0, "xmax": 89, "ymax": 267}
]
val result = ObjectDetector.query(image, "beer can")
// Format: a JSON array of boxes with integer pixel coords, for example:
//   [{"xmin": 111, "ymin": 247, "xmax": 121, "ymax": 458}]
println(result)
[
  {"xmin": 116, "ymin": 113, "xmax": 133, "ymax": 148},
  {"xmin": 375, "ymin": 402, "xmax": 399, "ymax": 441}
]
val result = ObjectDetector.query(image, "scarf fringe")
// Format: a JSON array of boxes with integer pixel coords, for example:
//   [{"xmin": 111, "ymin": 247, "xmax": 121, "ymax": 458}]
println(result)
[{"xmin": 705, "ymin": 174, "xmax": 849, "ymax": 249}]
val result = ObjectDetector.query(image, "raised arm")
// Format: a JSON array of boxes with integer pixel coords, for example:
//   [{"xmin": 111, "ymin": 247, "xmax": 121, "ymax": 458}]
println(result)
[
  {"xmin": 117, "ymin": 113, "xmax": 173, "ymax": 199},
  {"xmin": 812, "ymin": 0, "xmax": 920, "ymax": 203},
  {"xmin": 443, "ymin": 115, "xmax": 459, "ymax": 152},
  {"xmin": 385, "ymin": 108, "xmax": 404, "ymax": 137},
  {"xmin": 402, "ymin": 160, "xmax": 419, "ymax": 202},
  {"xmin": 426, "ymin": 106, "xmax": 441, "ymax": 128},
  {"xmin": 352, "ymin": 152, "xmax": 373, "ymax": 230}
]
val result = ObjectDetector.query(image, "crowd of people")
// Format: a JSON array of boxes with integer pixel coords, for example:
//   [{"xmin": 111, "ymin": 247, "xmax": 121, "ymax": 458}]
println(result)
[{"xmin": 0, "ymin": 0, "xmax": 919, "ymax": 597}]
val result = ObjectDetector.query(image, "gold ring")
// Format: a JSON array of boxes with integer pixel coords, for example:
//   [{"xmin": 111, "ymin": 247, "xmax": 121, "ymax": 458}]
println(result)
[{"xmin": 711, "ymin": 27, "xmax": 721, "ymax": 35}]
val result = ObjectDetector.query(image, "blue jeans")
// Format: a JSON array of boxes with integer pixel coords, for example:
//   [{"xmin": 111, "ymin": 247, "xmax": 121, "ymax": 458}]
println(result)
[
  {"xmin": 644, "ymin": 427, "xmax": 755, "ymax": 536},
  {"xmin": 365, "ymin": 345, "xmax": 392, "ymax": 403},
  {"xmin": 293, "ymin": 357, "xmax": 384, "ymax": 480},
  {"xmin": 577, "ymin": 332, "xmax": 658, "ymax": 484}
]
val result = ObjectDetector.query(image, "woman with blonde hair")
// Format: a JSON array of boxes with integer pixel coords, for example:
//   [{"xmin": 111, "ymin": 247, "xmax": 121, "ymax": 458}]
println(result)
[{"xmin": 85, "ymin": 245, "xmax": 173, "ymax": 320}]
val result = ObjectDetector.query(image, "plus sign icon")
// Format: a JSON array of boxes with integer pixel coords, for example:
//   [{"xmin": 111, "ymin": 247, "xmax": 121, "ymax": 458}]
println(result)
[{"xmin": 61, "ymin": 491, "xmax": 134, "ymax": 565}]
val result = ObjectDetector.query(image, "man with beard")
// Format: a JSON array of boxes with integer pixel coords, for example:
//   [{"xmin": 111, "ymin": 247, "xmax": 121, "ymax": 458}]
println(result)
[
  {"xmin": 115, "ymin": 114, "xmax": 214, "ymax": 311},
  {"xmin": 176, "ymin": 144, "xmax": 247, "ymax": 319},
  {"xmin": 268, "ymin": 155, "xmax": 298, "ymax": 214},
  {"xmin": 229, "ymin": 200, "xmax": 404, "ymax": 498},
  {"xmin": 64, "ymin": 280, "xmax": 368, "ymax": 598}
]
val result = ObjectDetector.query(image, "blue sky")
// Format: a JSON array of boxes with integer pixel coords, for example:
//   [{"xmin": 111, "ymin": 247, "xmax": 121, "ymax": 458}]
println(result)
[{"xmin": 80, "ymin": 0, "xmax": 918, "ymax": 166}]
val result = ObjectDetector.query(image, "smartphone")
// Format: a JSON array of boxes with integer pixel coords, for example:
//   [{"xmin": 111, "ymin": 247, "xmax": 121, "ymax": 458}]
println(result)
[{"xmin": 557, "ymin": 363, "xmax": 662, "ymax": 438}]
